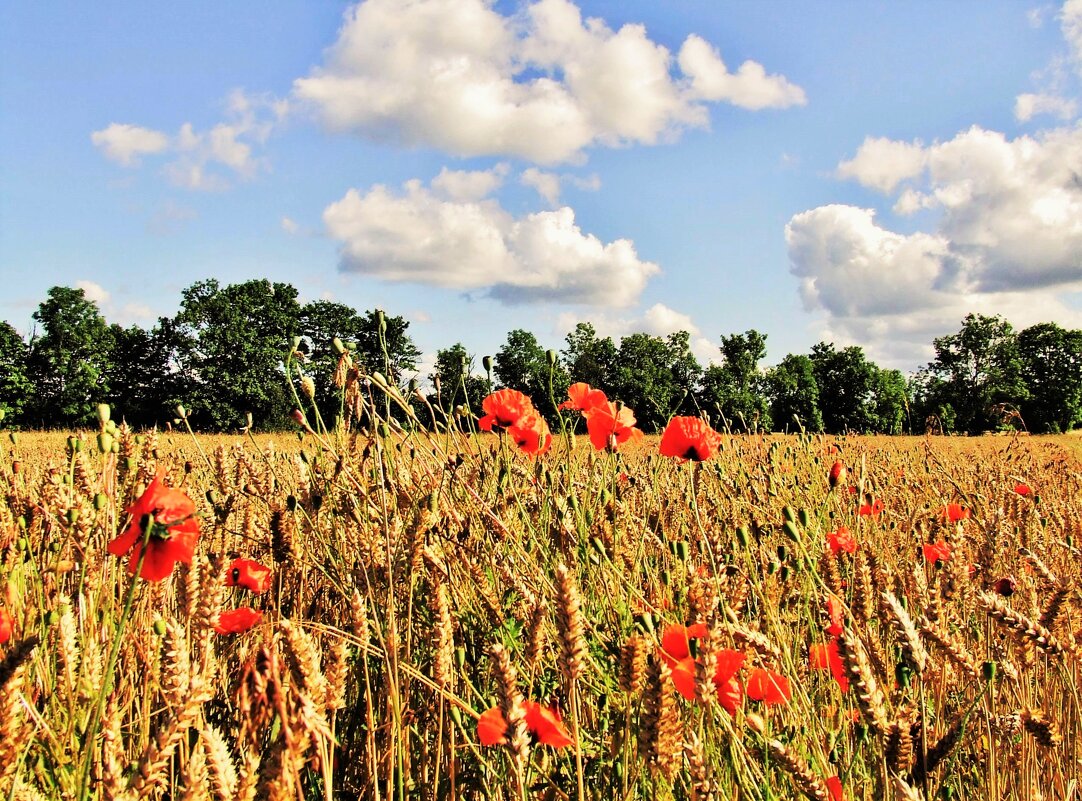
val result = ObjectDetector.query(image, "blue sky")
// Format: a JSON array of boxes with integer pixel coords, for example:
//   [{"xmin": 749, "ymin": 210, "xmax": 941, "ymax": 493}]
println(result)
[{"xmin": 3, "ymin": 1, "xmax": 1081, "ymax": 378}]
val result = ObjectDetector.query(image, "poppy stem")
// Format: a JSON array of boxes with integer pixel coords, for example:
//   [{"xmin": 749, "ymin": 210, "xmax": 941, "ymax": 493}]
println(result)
[{"xmin": 76, "ymin": 525, "xmax": 152, "ymax": 801}]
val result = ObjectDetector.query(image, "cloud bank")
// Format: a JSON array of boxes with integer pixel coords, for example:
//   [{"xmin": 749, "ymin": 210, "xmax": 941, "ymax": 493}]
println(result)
[
  {"xmin": 788, "ymin": 124, "xmax": 1082, "ymax": 364},
  {"xmin": 324, "ymin": 168, "xmax": 660, "ymax": 306},
  {"xmin": 294, "ymin": 0, "xmax": 805, "ymax": 164}
]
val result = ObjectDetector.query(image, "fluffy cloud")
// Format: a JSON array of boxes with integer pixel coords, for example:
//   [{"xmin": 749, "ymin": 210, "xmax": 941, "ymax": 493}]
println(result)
[
  {"xmin": 1064, "ymin": 0, "xmax": 1082, "ymax": 68},
  {"xmin": 92, "ymin": 90, "xmax": 283, "ymax": 190},
  {"xmin": 76, "ymin": 280, "xmax": 111, "ymax": 306},
  {"xmin": 90, "ymin": 124, "xmax": 169, "ymax": 166},
  {"xmin": 1015, "ymin": 92, "xmax": 1078, "ymax": 121},
  {"xmin": 520, "ymin": 168, "xmax": 562, "ymax": 205},
  {"xmin": 294, "ymin": 0, "xmax": 804, "ymax": 164},
  {"xmin": 432, "ymin": 163, "xmax": 509, "ymax": 201},
  {"xmin": 323, "ymin": 175, "xmax": 659, "ymax": 306},
  {"xmin": 676, "ymin": 34, "xmax": 806, "ymax": 111},
  {"xmin": 835, "ymin": 137, "xmax": 927, "ymax": 193},
  {"xmin": 788, "ymin": 124, "xmax": 1082, "ymax": 365}
]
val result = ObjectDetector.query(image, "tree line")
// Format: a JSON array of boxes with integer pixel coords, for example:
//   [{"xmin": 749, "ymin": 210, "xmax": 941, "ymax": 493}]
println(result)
[{"xmin": 1, "ymin": 281, "xmax": 1079, "ymax": 434}]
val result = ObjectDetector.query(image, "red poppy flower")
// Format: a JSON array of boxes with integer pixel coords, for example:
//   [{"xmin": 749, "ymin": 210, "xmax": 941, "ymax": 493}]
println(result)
[
  {"xmin": 658, "ymin": 416, "xmax": 720, "ymax": 462},
  {"xmin": 477, "ymin": 702, "xmax": 573, "ymax": 748},
  {"xmin": 0, "ymin": 607, "xmax": 11, "ymax": 644},
  {"xmin": 857, "ymin": 499, "xmax": 884, "ymax": 517},
  {"xmin": 658, "ymin": 623, "xmax": 709, "ymax": 666},
  {"xmin": 941, "ymin": 503, "xmax": 970, "ymax": 522},
  {"xmin": 826, "ymin": 526, "xmax": 856, "ymax": 556},
  {"xmin": 214, "ymin": 607, "xmax": 263, "ymax": 635},
  {"xmin": 713, "ymin": 648, "xmax": 746, "ymax": 714},
  {"xmin": 559, "ymin": 382, "xmax": 607, "ymax": 413},
  {"xmin": 825, "ymin": 596, "xmax": 845, "ymax": 637},
  {"xmin": 746, "ymin": 667, "xmax": 791, "ymax": 705},
  {"xmin": 226, "ymin": 558, "xmax": 273, "ymax": 594},
  {"xmin": 922, "ymin": 541, "xmax": 952, "ymax": 564},
  {"xmin": 584, "ymin": 401, "xmax": 643, "ymax": 452},
  {"xmin": 809, "ymin": 640, "xmax": 849, "ymax": 692},
  {"xmin": 1014, "ymin": 483, "xmax": 1032, "ymax": 497},
  {"xmin": 107, "ymin": 471, "xmax": 201, "ymax": 582},
  {"xmin": 523, "ymin": 701, "xmax": 573, "ymax": 747},
  {"xmin": 826, "ymin": 775, "xmax": 845, "ymax": 801},
  {"xmin": 478, "ymin": 389, "xmax": 535, "ymax": 432},
  {"xmin": 507, "ymin": 411, "xmax": 552, "ymax": 456},
  {"xmin": 828, "ymin": 461, "xmax": 846, "ymax": 489}
]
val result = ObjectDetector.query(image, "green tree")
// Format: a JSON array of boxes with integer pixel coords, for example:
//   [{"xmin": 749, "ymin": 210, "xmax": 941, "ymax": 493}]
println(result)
[
  {"xmin": 561, "ymin": 322, "xmax": 618, "ymax": 396},
  {"xmin": 298, "ymin": 302, "xmax": 421, "ymax": 426},
  {"xmin": 766, "ymin": 354, "xmax": 823, "ymax": 433},
  {"xmin": 493, "ymin": 329, "xmax": 569, "ymax": 421},
  {"xmin": 700, "ymin": 329, "xmax": 771, "ymax": 432},
  {"xmin": 923, "ymin": 314, "xmax": 1026, "ymax": 434},
  {"xmin": 868, "ymin": 367, "xmax": 909, "ymax": 434},
  {"xmin": 611, "ymin": 331, "xmax": 701, "ymax": 431},
  {"xmin": 809, "ymin": 342, "xmax": 879, "ymax": 433},
  {"xmin": 27, "ymin": 286, "xmax": 114, "ymax": 428},
  {"xmin": 101, "ymin": 323, "xmax": 176, "ymax": 428},
  {"xmin": 0, "ymin": 322, "xmax": 31, "ymax": 425},
  {"xmin": 170, "ymin": 279, "xmax": 301, "ymax": 430},
  {"xmin": 426, "ymin": 343, "xmax": 490, "ymax": 426},
  {"xmin": 1016, "ymin": 322, "xmax": 1082, "ymax": 432}
]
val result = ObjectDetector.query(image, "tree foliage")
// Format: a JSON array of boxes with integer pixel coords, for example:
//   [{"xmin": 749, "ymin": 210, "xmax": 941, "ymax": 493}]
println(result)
[
  {"xmin": 26, "ymin": 286, "xmax": 113, "ymax": 428},
  {"xmin": 701, "ymin": 330, "xmax": 771, "ymax": 432},
  {"xmin": 4, "ymin": 285, "xmax": 1081, "ymax": 435}
]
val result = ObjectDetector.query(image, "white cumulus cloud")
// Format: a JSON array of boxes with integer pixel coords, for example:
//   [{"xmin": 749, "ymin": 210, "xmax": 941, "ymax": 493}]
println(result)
[
  {"xmin": 788, "ymin": 123, "xmax": 1082, "ymax": 365},
  {"xmin": 90, "ymin": 123, "xmax": 169, "ymax": 166},
  {"xmin": 293, "ymin": 0, "xmax": 805, "ymax": 164},
  {"xmin": 836, "ymin": 137, "xmax": 927, "ymax": 193},
  {"xmin": 1015, "ymin": 91, "xmax": 1078, "ymax": 121},
  {"xmin": 323, "ymin": 174, "xmax": 660, "ymax": 306},
  {"xmin": 92, "ymin": 90, "xmax": 283, "ymax": 190}
]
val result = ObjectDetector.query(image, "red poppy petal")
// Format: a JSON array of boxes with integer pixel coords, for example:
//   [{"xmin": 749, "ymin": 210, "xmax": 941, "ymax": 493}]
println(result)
[
  {"xmin": 746, "ymin": 668, "xmax": 791, "ymax": 705},
  {"xmin": 214, "ymin": 607, "xmax": 262, "ymax": 635},
  {"xmin": 477, "ymin": 706, "xmax": 508, "ymax": 746},
  {"xmin": 713, "ymin": 648, "xmax": 745, "ymax": 684},
  {"xmin": 670, "ymin": 657, "xmax": 697, "ymax": 701},
  {"xmin": 826, "ymin": 775, "xmax": 845, "ymax": 801},
  {"xmin": 717, "ymin": 677, "xmax": 743, "ymax": 715},
  {"xmin": 524, "ymin": 702, "xmax": 573, "ymax": 748}
]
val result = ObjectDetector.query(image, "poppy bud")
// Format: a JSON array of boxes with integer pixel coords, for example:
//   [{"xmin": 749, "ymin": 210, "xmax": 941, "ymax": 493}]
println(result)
[
  {"xmin": 332, "ymin": 337, "xmax": 346, "ymax": 354},
  {"xmin": 546, "ymin": 349, "xmax": 557, "ymax": 367},
  {"xmin": 12, "ymin": 460, "xmax": 22, "ymax": 475},
  {"xmin": 97, "ymin": 432, "xmax": 113, "ymax": 454},
  {"xmin": 153, "ymin": 618, "xmax": 167, "ymax": 637},
  {"xmin": 176, "ymin": 405, "xmax": 187, "ymax": 419},
  {"xmin": 97, "ymin": 403, "xmax": 111, "ymax": 425},
  {"xmin": 482, "ymin": 355, "xmax": 493, "ymax": 374},
  {"xmin": 301, "ymin": 376, "xmax": 316, "ymax": 401},
  {"xmin": 828, "ymin": 460, "xmax": 846, "ymax": 489},
  {"xmin": 291, "ymin": 409, "xmax": 307, "ymax": 427},
  {"xmin": 981, "ymin": 661, "xmax": 996, "ymax": 682},
  {"xmin": 377, "ymin": 309, "xmax": 387, "ymax": 334}
]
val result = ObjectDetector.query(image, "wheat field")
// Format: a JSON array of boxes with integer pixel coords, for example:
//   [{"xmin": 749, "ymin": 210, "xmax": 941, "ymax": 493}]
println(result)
[{"xmin": 0, "ymin": 419, "xmax": 1080, "ymax": 800}]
